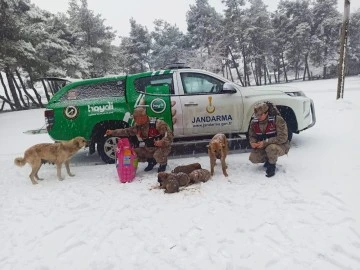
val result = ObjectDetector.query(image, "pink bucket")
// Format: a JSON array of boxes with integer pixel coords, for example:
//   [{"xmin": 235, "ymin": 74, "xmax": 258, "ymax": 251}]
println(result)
[{"xmin": 116, "ymin": 138, "xmax": 138, "ymax": 183}]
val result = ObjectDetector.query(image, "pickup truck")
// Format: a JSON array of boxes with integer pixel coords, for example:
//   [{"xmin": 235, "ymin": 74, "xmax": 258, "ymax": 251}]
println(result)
[{"xmin": 44, "ymin": 66, "xmax": 316, "ymax": 163}]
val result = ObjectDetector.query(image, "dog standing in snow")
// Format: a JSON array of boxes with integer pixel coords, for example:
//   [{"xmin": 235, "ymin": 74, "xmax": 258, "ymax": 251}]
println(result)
[{"xmin": 207, "ymin": 133, "xmax": 229, "ymax": 177}]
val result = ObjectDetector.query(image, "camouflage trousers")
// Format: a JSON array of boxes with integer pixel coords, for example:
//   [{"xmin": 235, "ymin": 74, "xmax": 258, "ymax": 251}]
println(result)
[
  {"xmin": 134, "ymin": 146, "xmax": 172, "ymax": 165},
  {"xmin": 249, "ymin": 143, "xmax": 288, "ymax": 165}
]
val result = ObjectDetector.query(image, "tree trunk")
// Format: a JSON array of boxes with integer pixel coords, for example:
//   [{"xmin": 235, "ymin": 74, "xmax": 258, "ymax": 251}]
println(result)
[
  {"xmin": 295, "ymin": 61, "xmax": 299, "ymax": 79},
  {"xmin": 251, "ymin": 62, "xmax": 258, "ymax": 86},
  {"xmin": 41, "ymin": 79, "xmax": 51, "ymax": 102},
  {"xmin": 0, "ymin": 72, "xmax": 15, "ymax": 110},
  {"xmin": 281, "ymin": 52, "xmax": 288, "ymax": 83},
  {"xmin": 50, "ymin": 81, "xmax": 57, "ymax": 95},
  {"xmin": 322, "ymin": 46, "xmax": 328, "ymax": 78},
  {"xmin": 255, "ymin": 62, "xmax": 259, "ymax": 86},
  {"xmin": 275, "ymin": 59, "xmax": 281, "ymax": 83},
  {"xmin": 15, "ymin": 69, "xmax": 39, "ymax": 108},
  {"xmin": 274, "ymin": 70, "xmax": 278, "ymax": 83},
  {"xmin": 225, "ymin": 62, "xmax": 229, "ymax": 79},
  {"xmin": 258, "ymin": 58, "xmax": 263, "ymax": 86},
  {"xmin": 242, "ymin": 47, "xmax": 248, "ymax": 86},
  {"xmin": 264, "ymin": 64, "xmax": 271, "ymax": 85},
  {"xmin": 5, "ymin": 66, "xmax": 22, "ymax": 110},
  {"xmin": 0, "ymin": 95, "xmax": 16, "ymax": 109},
  {"xmin": 11, "ymin": 73, "xmax": 28, "ymax": 108},
  {"xmin": 246, "ymin": 71, "xmax": 251, "ymax": 86},
  {"xmin": 277, "ymin": 62, "xmax": 281, "ymax": 83},
  {"xmin": 28, "ymin": 77, "xmax": 44, "ymax": 107},
  {"xmin": 227, "ymin": 63, "xmax": 234, "ymax": 82},
  {"xmin": 264, "ymin": 63, "xmax": 267, "ymax": 85},
  {"xmin": 303, "ymin": 53, "xmax": 311, "ymax": 80},
  {"xmin": 256, "ymin": 59, "xmax": 261, "ymax": 86},
  {"xmin": 228, "ymin": 46, "xmax": 244, "ymax": 86}
]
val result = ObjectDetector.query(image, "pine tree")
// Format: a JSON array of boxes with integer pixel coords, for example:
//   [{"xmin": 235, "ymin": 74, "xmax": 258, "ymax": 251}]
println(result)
[
  {"xmin": 67, "ymin": 0, "xmax": 116, "ymax": 78},
  {"xmin": 222, "ymin": 0, "xmax": 250, "ymax": 84},
  {"xmin": 309, "ymin": 0, "xmax": 341, "ymax": 78},
  {"xmin": 348, "ymin": 9, "xmax": 360, "ymax": 75},
  {"xmin": 150, "ymin": 20, "xmax": 188, "ymax": 70},
  {"xmin": 246, "ymin": 0, "xmax": 273, "ymax": 85},
  {"xmin": 0, "ymin": 0, "xmax": 32, "ymax": 109},
  {"xmin": 186, "ymin": 0, "xmax": 224, "ymax": 56},
  {"xmin": 120, "ymin": 18, "xmax": 151, "ymax": 73}
]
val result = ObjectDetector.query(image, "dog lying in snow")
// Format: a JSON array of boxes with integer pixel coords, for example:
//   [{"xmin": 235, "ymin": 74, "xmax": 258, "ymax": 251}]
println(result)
[
  {"xmin": 171, "ymin": 162, "xmax": 202, "ymax": 175},
  {"xmin": 189, "ymin": 169, "xmax": 211, "ymax": 183},
  {"xmin": 157, "ymin": 172, "xmax": 191, "ymax": 193}
]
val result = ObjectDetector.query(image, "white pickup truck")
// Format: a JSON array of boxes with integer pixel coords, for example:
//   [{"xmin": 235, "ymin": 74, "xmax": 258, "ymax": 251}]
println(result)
[{"xmin": 45, "ymin": 66, "xmax": 316, "ymax": 163}]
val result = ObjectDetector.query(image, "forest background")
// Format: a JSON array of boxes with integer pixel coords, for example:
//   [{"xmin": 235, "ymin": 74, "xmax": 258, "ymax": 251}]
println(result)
[{"xmin": 1, "ymin": 0, "xmax": 360, "ymax": 111}]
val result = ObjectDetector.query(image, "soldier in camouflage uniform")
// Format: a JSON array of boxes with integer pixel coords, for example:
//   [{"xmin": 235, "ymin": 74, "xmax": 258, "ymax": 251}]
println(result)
[
  {"xmin": 105, "ymin": 107, "xmax": 173, "ymax": 172},
  {"xmin": 248, "ymin": 102, "xmax": 290, "ymax": 177}
]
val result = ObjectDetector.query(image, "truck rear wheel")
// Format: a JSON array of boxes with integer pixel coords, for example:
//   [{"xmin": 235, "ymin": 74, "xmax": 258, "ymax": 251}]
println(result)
[
  {"xmin": 287, "ymin": 129, "xmax": 293, "ymax": 142},
  {"xmin": 97, "ymin": 136, "xmax": 118, "ymax": 164}
]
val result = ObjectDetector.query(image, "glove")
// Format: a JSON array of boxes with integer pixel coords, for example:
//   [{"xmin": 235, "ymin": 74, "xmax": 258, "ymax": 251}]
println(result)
[
  {"xmin": 154, "ymin": 140, "xmax": 164, "ymax": 147},
  {"xmin": 105, "ymin": 130, "xmax": 113, "ymax": 136},
  {"xmin": 250, "ymin": 142, "xmax": 260, "ymax": 149}
]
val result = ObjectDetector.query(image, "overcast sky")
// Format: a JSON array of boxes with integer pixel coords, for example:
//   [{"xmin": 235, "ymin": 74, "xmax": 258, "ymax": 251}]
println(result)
[{"xmin": 31, "ymin": 0, "xmax": 360, "ymax": 40}]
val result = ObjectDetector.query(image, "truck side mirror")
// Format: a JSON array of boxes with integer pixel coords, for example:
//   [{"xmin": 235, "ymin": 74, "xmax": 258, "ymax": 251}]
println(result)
[{"xmin": 222, "ymin": 82, "xmax": 237, "ymax": 94}]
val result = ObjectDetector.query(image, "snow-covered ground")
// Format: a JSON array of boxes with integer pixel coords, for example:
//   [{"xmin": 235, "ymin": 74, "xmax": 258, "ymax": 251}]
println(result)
[{"xmin": 1, "ymin": 77, "xmax": 359, "ymax": 270}]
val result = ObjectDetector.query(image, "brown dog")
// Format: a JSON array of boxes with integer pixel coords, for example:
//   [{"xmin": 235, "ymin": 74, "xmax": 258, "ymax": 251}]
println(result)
[
  {"xmin": 158, "ymin": 172, "xmax": 190, "ymax": 188},
  {"xmin": 189, "ymin": 169, "xmax": 211, "ymax": 183},
  {"xmin": 171, "ymin": 163, "xmax": 202, "ymax": 174},
  {"xmin": 157, "ymin": 173, "xmax": 181, "ymax": 193},
  {"xmin": 14, "ymin": 137, "xmax": 87, "ymax": 184},
  {"xmin": 207, "ymin": 133, "xmax": 229, "ymax": 177}
]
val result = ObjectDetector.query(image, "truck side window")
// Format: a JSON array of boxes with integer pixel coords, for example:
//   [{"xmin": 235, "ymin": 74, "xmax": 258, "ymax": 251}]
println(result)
[
  {"xmin": 134, "ymin": 74, "xmax": 174, "ymax": 94},
  {"xmin": 59, "ymin": 80, "xmax": 125, "ymax": 102},
  {"xmin": 180, "ymin": 73, "xmax": 223, "ymax": 95}
]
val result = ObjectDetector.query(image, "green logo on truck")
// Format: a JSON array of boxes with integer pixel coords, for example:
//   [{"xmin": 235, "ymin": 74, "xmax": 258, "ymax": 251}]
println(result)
[{"xmin": 150, "ymin": 98, "xmax": 166, "ymax": 114}]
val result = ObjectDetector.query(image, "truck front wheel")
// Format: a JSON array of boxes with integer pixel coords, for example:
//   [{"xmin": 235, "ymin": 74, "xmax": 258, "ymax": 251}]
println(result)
[{"xmin": 97, "ymin": 136, "xmax": 118, "ymax": 164}]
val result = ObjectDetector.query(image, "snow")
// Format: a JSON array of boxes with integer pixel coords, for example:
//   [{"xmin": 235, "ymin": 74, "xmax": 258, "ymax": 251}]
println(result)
[{"xmin": 1, "ymin": 77, "xmax": 360, "ymax": 270}]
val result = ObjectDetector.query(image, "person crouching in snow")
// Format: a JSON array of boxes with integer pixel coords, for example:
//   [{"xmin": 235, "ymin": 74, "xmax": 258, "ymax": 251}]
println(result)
[
  {"xmin": 248, "ymin": 102, "xmax": 290, "ymax": 177},
  {"xmin": 105, "ymin": 107, "xmax": 173, "ymax": 173}
]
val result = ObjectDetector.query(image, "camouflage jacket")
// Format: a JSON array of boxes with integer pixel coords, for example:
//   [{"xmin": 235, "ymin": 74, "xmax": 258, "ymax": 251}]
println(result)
[
  {"xmin": 249, "ymin": 115, "xmax": 289, "ymax": 149},
  {"xmin": 111, "ymin": 118, "xmax": 174, "ymax": 147}
]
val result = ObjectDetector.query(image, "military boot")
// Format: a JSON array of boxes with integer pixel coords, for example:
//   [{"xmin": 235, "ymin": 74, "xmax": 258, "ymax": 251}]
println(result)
[
  {"xmin": 158, "ymin": 163, "xmax": 167, "ymax": 173},
  {"xmin": 144, "ymin": 158, "xmax": 157, "ymax": 172},
  {"xmin": 263, "ymin": 160, "xmax": 270, "ymax": 168},
  {"xmin": 265, "ymin": 163, "xmax": 276, "ymax": 177}
]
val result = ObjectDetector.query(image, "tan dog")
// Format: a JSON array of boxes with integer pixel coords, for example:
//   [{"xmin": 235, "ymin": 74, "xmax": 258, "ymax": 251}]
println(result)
[
  {"xmin": 14, "ymin": 137, "xmax": 87, "ymax": 184},
  {"xmin": 207, "ymin": 133, "xmax": 229, "ymax": 177},
  {"xmin": 171, "ymin": 163, "xmax": 202, "ymax": 174}
]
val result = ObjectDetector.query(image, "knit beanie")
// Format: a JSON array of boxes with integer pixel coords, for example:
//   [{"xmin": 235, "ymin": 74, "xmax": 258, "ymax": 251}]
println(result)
[
  {"xmin": 133, "ymin": 107, "xmax": 147, "ymax": 117},
  {"xmin": 254, "ymin": 102, "xmax": 269, "ymax": 115}
]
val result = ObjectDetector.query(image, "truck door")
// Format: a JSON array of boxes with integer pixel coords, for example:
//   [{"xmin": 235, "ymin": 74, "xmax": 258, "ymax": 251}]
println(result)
[
  {"xmin": 144, "ymin": 84, "xmax": 173, "ymax": 127},
  {"xmin": 177, "ymin": 72, "xmax": 242, "ymax": 136},
  {"xmin": 129, "ymin": 72, "xmax": 182, "ymax": 136}
]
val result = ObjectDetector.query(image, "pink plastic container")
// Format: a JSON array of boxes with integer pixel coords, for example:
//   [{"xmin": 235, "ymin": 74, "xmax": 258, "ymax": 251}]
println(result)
[{"xmin": 116, "ymin": 138, "xmax": 138, "ymax": 183}]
